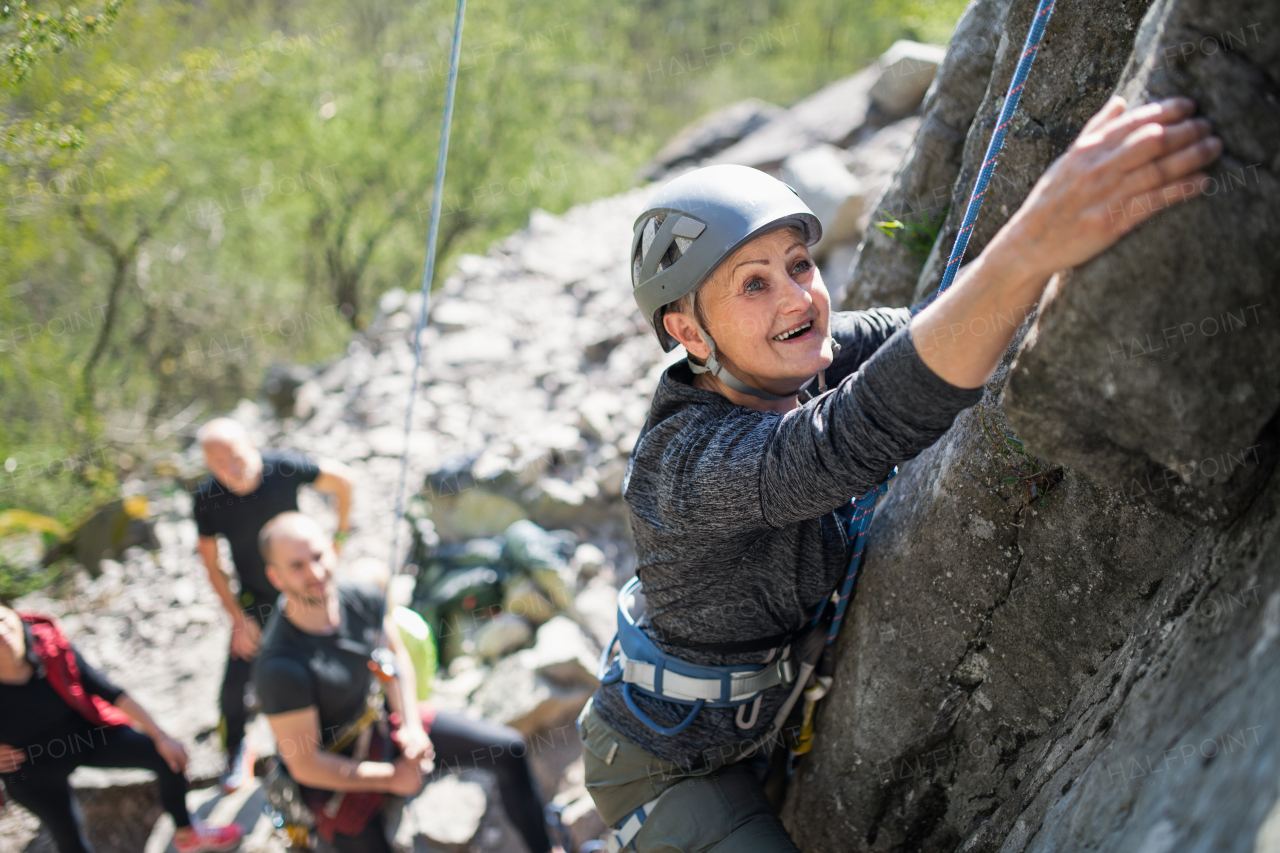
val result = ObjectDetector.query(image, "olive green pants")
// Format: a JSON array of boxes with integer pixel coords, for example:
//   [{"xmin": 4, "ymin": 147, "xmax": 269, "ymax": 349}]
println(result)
[{"xmin": 579, "ymin": 700, "xmax": 800, "ymax": 853}]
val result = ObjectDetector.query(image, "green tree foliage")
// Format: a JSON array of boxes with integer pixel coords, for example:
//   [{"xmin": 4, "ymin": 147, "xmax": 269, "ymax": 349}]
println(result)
[
  {"xmin": 0, "ymin": 0, "xmax": 967, "ymax": 527},
  {"xmin": 1, "ymin": 0, "xmax": 123, "ymax": 86}
]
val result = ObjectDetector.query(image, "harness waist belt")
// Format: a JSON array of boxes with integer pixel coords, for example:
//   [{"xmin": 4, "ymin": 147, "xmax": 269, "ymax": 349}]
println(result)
[
  {"xmin": 599, "ymin": 577, "xmax": 798, "ymax": 736},
  {"xmin": 619, "ymin": 651, "xmax": 793, "ymax": 703}
]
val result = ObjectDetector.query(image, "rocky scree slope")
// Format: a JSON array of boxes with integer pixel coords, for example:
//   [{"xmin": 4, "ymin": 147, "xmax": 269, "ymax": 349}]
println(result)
[
  {"xmin": 0, "ymin": 51, "xmax": 936, "ymax": 849},
  {"xmin": 784, "ymin": 0, "xmax": 1280, "ymax": 851}
]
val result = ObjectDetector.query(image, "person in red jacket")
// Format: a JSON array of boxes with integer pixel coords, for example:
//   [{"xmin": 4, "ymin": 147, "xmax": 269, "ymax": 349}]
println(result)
[{"xmin": 0, "ymin": 605, "xmax": 243, "ymax": 853}]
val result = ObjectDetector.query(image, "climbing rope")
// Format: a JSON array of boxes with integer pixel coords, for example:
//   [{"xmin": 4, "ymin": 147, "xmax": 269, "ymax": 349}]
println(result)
[
  {"xmin": 827, "ymin": 0, "xmax": 1058, "ymax": 642},
  {"xmin": 938, "ymin": 0, "xmax": 1057, "ymax": 293},
  {"xmin": 825, "ymin": 471, "xmax": 894, "ymax": 644},
  {"xmin": 386, "ymin": 0, "xmax": 468, "ymax": 592}
]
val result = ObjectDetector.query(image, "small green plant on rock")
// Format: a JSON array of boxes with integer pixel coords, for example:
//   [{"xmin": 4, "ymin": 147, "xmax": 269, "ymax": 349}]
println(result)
[
  {"xmin": 873, "ymin": 206, "xmax": 948, "ymax": 261},
  {"xmin": 979, "ymin": 405, "xmax": 1064, "ymax": 523}
]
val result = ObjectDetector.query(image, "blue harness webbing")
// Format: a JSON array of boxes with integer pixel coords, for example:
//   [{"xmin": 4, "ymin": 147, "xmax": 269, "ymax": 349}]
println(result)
[
  {"xmin": 598, "ymin": 576, "xmax": 797, "ymax": 736},
  {"xmin": 597, "ymin": 468, "xmax": 895, "ymax": 739}
]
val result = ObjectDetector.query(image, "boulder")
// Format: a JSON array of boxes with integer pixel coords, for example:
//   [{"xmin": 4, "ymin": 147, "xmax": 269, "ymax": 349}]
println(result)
[
  {"xmin": 780, "ymin": 145, "xmax": 866, "ymax": 255},
  {"xmin": 469, "ymin": 616, "xmax": 600, "ymax": 736},
  {"xmin": 502, "ymin": 577, "xmax": 558, "ymax": 627},
  {"xmin": 473, "ymin": 611, "xmax": 534, "ymax": 661},
  {"xmin": 391, "ymin": 773, "xmax": 488, "ymax": 851},
  {"xmin": 44, "ymin": 496, "xmax": 160, "ymax": 578},
  {"xmin": 819, "ymin": 242, "xmax": 861, "ymax": 309},
  {"xmin": 639, "ymin": 98, "xmax": 785, "ymax": 180},
  {"xmin": 869, "ymin": 40, "xmax": 948, "ymax": 118},
  {"xmin": 426, "ymin": 488, "xmax": 528, "ymax": 542},
  {"xmin": 573, "ymin": 575, "xmax": 619, "ymax": 650},
  {"xmin": 571, "ymin": 542, "xmax": 609, "ymax": 582},
  {"xmin": 708, "ymin": 67, "xmax": 879, "ymax": 171}
]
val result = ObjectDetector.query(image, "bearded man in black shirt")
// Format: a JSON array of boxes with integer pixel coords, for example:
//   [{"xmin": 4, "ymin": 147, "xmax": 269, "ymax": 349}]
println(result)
[
  {"xmin": 255, "ymin": 512, "xmax": 563, "ymax": 853},
  {"xmin": 191, "ymin": 417, "xmax": 354, "ymax": 792}
]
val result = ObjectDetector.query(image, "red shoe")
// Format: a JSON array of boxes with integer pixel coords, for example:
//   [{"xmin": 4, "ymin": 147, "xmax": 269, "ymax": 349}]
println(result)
[
  {"xmin": 219, "ymin": 741, "xmax": 256, "ymax": 794},
  {"xmin": 173, "ymin": 820, "xmax": 243, "ymax": 853}
]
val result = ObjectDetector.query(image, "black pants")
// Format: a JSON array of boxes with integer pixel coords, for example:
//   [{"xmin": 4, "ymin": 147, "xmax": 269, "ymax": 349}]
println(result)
[
  {"xmin": 220, "ymin": 652, "xmax": 254, "ymax": 760},
  {"xmin": 221, "ymin": 603, "xmax": 271, "ymax": 760},
  {"xmin": 322, "ymin": 710, "xmax": 554, "ymax": 853},
  {"xmin": 3, "ymin": 725, "xmax": 190, "ymax": 853}
]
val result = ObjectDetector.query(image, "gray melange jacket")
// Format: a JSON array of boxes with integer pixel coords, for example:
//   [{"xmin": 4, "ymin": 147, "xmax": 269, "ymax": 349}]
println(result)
[{"xmin": 592, "ymin": 308, "xmax": 984, "ymax": 768}]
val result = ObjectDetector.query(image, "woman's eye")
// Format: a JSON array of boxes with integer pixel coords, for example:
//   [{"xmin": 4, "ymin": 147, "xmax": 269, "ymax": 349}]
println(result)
[
  {"xmin": 744, "ymin": 278, "xmax": 765, "ymax": 293},
  {"xmin": 792, "ymin": 259, "xmax": 812, "ymax": 275}
]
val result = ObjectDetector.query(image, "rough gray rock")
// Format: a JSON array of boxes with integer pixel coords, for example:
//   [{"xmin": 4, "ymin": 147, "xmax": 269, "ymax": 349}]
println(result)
[
  {"xmin": 786, "ymin": 0, "xmax": 1280, "ymax": 851},
  {"xmin": 911, "ymin": 0, "xmax": 1156, "ymax": 303},
  {"xmin": 869, "ymin": 41, "xmax": 948, "ymax": 119},
  {"xmin": 843, "ymin": 0, "xmax": 1012, "ymax": 312},
  {"xmin": 707, "ymin": 67, "xmax": 881, "ymax": 172},
  {"xmin": 1003, "ymin": 0, "xmax": 1280, "ymax": 526},
  {"xmin": 780, "ymin": 145, "xmax": 866, "ymax": 253},
  {"xmin": 639, "ymin": 98, "xmax": 784, "ymax": 180},
  {"xmin": 469, "ymin": 616, "xmax": 600, "ymax": 736}
]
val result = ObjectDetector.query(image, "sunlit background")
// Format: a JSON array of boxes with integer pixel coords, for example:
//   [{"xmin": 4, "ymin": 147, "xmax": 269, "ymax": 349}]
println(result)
[{"xmin": 1, "ymin": 0, "xmax": 967, "ymax": 592}]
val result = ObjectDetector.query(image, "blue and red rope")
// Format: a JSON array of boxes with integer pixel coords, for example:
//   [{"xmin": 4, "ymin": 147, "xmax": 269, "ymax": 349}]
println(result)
[{"xmin": 826, "ymin": 0, "xmax": 1057, "ymax": 645}]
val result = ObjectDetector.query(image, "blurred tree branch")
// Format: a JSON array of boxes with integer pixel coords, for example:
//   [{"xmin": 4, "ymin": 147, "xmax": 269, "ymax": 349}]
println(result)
[{"xmin": 70, "ymin": 191, "xmax": 181, "ymax": 408}]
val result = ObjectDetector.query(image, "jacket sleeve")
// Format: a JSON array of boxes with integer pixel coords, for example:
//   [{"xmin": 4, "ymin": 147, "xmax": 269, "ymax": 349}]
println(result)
[
  {"xmin": 72, "ymin": 648, "xmax": 124, "ymax": 705},
  {"xmin": 825, "ymin": 307, "xmax": 913, "ymax": 385},
  {"xmin": 759, "ymin": 324, "xmax": 984, "ymax": 527},
  {"xmin": 639, "ymin": 323, "xmax": 983, "ymax": 536}
]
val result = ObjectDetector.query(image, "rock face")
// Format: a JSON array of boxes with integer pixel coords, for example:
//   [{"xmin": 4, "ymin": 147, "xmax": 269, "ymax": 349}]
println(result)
[
  {"xmin": 784, "ymin": 1, "xmax": 1280, "ymax": 852},
  {"xmin": 6, "ymin": 5, "xmax": 1275, "ymax": 849},
  {"xmin": 843, "ymin": 0, "xmax": 1011, "ymax": 312},
  {"xmin": 1003, "ymin": 0, "xmax": 1280, "ymax": 526}
]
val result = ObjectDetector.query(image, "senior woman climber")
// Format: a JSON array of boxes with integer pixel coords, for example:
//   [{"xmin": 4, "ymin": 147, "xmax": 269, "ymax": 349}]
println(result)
[{"xmin": 580, "ymin": 95, "xmax": 1221, "ymax": 852}]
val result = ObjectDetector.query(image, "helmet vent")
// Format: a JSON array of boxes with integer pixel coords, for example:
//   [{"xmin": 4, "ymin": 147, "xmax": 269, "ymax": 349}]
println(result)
[{"xmin": 633, "ymin": 213, "xmax": 697, "ymax": 288}]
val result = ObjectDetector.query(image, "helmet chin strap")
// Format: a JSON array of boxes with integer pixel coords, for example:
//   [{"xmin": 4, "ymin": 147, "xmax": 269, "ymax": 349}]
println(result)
[{"xmin": 685, "ymin": 291, "xmax": 838, "ymax": 402}]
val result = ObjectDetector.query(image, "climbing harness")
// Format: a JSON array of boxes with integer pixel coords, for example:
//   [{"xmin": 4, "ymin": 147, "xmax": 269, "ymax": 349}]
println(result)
[
  {"xmin": 597, "ymin": 577, "xmax": 799, "ymax": 736},
  {"xmin": 262, "ymin": 691, "xmax": 387, "ymax": 848},
  {"xmin": 604, "ymin": 2, "xmax": 1059, "ymax": 842}
]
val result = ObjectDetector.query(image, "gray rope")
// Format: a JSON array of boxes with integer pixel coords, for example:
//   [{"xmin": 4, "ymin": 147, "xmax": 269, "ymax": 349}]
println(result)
[{"xmin": 386, "ymin": 0, "xmax": 468, "ymax": 604}]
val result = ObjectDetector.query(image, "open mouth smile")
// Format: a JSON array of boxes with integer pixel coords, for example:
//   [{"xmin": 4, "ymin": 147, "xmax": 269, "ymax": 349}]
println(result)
[{"xmin": 773, "ymin": 321, "xmax": 813, "ymax": 342}]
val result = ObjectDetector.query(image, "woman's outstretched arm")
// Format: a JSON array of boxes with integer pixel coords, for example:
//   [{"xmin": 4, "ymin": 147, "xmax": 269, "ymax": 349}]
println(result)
[{"xmin": 911, "ymin": 96, "xmax": 1221, "ymax": 389}]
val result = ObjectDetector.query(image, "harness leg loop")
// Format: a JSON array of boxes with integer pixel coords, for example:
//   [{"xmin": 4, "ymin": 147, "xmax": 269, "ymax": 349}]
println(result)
[{"xmin": 735, "ymin": 694, "xmax": 763, "ymax": 730}]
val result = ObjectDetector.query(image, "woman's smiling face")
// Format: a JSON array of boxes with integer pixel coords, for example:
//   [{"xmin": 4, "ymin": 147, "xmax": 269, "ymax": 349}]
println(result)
[{"xmin": 664, "ymin": 226, "xmax": 834, "ymax": 399}]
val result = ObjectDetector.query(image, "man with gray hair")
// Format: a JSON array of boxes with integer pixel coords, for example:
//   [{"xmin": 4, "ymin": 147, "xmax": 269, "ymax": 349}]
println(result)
[{"xmin": 191, "ymin": 417, "xmax": 354, "ymax": 793}]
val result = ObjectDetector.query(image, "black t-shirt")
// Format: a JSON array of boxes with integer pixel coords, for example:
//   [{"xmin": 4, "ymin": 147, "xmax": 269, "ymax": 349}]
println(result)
[
  {"xmin": 0, "ymin": 623, "xmax": 125, "ymax": 754},
  {"xmin": 192, "ymin": 449, "xmax": 321, "ymax": 609},
  {"xmin": 253, "ymin": 582, "xmax": 385, "ymax": 755}
]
